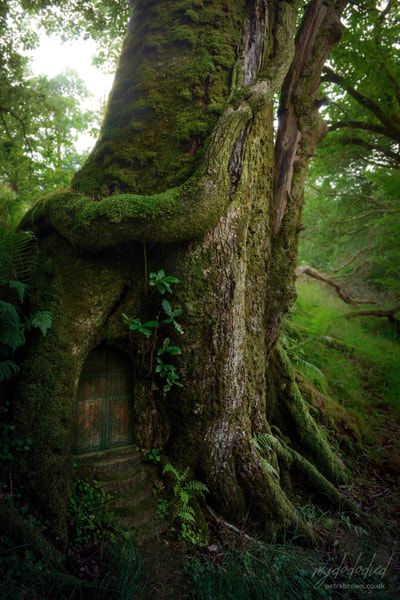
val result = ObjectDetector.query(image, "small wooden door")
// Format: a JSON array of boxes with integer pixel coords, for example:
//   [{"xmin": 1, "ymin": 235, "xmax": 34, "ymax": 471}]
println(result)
[{"xmin": 74, "ymin": 345, "xmax": 135, "ymax": 454}]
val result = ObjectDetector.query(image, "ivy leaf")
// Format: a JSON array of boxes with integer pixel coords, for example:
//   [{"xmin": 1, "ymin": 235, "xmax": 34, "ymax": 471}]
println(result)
[
  {"xmin": 123, "ymin": 316, "xmax": 158, "ymax": 338},
  {"xmin": 158, "ymin": 337, "xmax": 181, "ymax": 356}
]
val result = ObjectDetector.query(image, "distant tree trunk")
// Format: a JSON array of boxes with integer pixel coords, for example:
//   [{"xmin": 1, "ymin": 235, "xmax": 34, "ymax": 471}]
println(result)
[{"xmin": 15, "ymin": 0, "xmax": 349, "ymax": 546}]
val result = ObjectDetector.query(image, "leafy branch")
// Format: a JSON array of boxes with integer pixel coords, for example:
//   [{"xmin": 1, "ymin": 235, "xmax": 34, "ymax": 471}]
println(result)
[{"xmin": 122, "ymin": 270, "xmax": 183, "ymax": 395}]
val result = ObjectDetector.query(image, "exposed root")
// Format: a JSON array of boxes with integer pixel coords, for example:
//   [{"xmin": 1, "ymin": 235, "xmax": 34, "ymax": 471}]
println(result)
[
  {"xmin": 273, "ymin": 345, "xmax": 348, "ymax": 485},
  {"xmin": 234, "ymin": 440, "xmax": 316, "ymax": 543},
  {"xmin": 257, "ymin": 432, "xmax": 356, "ymax": 513}
]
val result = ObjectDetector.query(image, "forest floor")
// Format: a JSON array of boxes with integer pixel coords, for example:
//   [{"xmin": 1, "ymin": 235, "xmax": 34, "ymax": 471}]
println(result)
[
  {"xmin": 2, "ymin": 282, "xmax": 399, "ymax": 599},
  {"xmin": 135, "ymin": 281, "xmax": 400, "ymax": 599}
]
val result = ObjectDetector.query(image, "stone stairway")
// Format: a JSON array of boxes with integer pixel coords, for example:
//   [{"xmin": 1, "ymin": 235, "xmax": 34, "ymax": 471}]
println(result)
[{"xmin": 75, "ymin": 446, "xmax": 166, "ymax": 544}]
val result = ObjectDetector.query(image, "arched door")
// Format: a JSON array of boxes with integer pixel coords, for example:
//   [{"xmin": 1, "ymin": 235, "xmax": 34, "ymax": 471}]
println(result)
[{"xmin": 74, "ymin": 345, "xmax": 135, "ymax": 454}]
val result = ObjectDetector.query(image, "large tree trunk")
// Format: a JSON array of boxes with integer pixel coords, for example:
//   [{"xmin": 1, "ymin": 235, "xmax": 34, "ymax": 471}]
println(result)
[{"xmin": 14, "ymin": 0, "xmax": 349, "ymax": 547}]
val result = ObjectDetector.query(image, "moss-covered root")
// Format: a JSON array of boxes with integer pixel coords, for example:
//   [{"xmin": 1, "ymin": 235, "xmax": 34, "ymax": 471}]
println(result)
[
  {"xmin": 21, "ymin": 100, "xmax": 253, "ymax": 251},
  {"xmin": 201, "ymin": 437, "xmax": 315, "ymax": 544},
  {"xmin": 264, "ymin": 434, "xmax": 358, "ymax": 514},
  {"xmin": 275, "ymin": 345, "xmax": 348, "ymax": 485},
  {"xmin": 290, "ymin": 448, "xmax": 358, "ymax": 514}
]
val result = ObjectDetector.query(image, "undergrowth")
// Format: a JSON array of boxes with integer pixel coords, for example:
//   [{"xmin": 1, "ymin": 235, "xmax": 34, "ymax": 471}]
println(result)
[
  {"xmin": 286, "ymin": 282, "xmax": 400, "ymax": 458},
  {"xmin": 186, "ymin": 539, "xmax": 393, "ymax": 600},
  {"xmin": 292, "ymin": 281, "xmax": 400, "ymax": 410}
]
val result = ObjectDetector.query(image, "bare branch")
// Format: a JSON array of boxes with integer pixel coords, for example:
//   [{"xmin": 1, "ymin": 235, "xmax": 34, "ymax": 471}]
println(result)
[
  {"xmin": 296, "ymin": 265, "xmax": 355, "ymax": 304},
  {"xmin": 345, "ymin": 306, "xmax": 400, "ymax": 331},
  {"xmin": 296, "ymin": 265, "xmax": 376, "ymax": 305}
]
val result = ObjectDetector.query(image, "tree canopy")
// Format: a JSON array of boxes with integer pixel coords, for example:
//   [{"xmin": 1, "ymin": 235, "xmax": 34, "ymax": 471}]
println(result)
[{"xmin": 300, "ymin": 0, "xmax": 400, "ymax": 300}]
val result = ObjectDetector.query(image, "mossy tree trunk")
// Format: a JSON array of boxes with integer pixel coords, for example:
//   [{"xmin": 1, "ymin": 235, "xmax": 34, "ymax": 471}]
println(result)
[{"xmin": 14, "ymin": 0, "xmax": 349, "ymax": 546}]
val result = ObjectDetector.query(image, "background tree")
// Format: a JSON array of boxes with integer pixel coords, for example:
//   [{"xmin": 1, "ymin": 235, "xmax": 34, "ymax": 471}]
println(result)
[
  {"xmin": 0, "ymin": 1, "xmax": 98, "ymax": 226},
  {"xmin": 300, "ymin": 0, "xmax": 400, "ymax": 301}
]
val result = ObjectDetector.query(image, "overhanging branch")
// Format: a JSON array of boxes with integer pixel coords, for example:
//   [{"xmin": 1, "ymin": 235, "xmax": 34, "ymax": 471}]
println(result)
[
  {"xmin": 344, "ymin": 306, "xmax": 400, "ymax": 331},
  {"xmin": 323, "ymin": 67, "xmax": 400, "ymax": 143},
  {"xmin": 296, "ymin": 265, "xmax": 376, "ymax": 305}
]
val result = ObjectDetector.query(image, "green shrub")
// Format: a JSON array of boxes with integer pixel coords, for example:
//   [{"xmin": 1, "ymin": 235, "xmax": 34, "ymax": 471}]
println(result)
[{"xmin": 69, "ymin": 478, "xmax": 119, "ymax": 547}]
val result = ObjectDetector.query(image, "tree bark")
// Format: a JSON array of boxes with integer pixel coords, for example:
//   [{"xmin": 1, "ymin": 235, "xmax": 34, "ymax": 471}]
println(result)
[{"xmin": 14, "ymin": 0, "xmax": 349, "ymax": 547}]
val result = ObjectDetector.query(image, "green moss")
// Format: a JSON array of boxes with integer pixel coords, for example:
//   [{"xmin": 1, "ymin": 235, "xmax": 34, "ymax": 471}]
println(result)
[
  {"xmin": 167, "ymin": 25, "xmax": 197, "ymax": 46},
  {"xmin": 12, "ymin": 238, "xmax": 128, "ymax": 544},
  {"xmin": 272, "ymin": 345, "xmax": 348, "ymax": 485},
  {"xmin": 26, "ymin": 92, "xmax": 253, "ymax": 251},
  {"xmin": 72, "ymin": 0, "xmax": 247, "ymax": 196}
]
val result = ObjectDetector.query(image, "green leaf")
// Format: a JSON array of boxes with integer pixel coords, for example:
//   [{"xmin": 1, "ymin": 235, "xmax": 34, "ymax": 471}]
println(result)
[
  {"xmin": 161, "ymin": 299, "xmax": 184, "ymax": 334},
  {"xmin": 149, "ymin": 270, "xmax": 179, "ymax": 294},
  {"xmin": 143, "ymin": 320, "xmax": 159, "ymax": 329},
  {"xmin": 158, "ymin": 338, "xmax": 181, "ymax": 356}
]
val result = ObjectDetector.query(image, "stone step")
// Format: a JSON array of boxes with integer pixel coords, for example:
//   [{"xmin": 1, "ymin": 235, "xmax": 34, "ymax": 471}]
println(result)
[
  {"xmin": 88, "ymin": 455, "xmax": 142, "ymax": 475},
  {"xmin": 76, "ymin": 445, "xmax": 140, "ymax": 464},
  {"xmin": 119, "ymin": 513, "xmax": 167, "ymax": 542},
  {"xmin": 101, "ymin": 468, "xmax": 149, "ymax": 493},
  {"xmin": 110, "ymin": 487, "xmax": 153, "ymax": 512},
  {"xmin": 74, "ymin": 446, "xmax": 167, "ymax": 543},
  {"xmin": 114, "ymin": 495, "xmax": 157, "ymax": 521}
]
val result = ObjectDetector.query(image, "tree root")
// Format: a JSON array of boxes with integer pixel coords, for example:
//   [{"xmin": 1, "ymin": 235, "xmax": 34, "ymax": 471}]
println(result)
[
  {"xmin": 273, "ymin": 346, "xmax": 348, "ymax": 485},
  {"xmin": 253, "ymin": 432, "xmax": 358, "ymax": 514}
]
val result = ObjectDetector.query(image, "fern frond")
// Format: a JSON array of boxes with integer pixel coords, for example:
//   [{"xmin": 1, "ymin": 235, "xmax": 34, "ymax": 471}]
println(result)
[
  {"xmin": 0, "ymin": 360, "xmax": 19, "ymax": 381},
  {"xmin": 259, "ymin": 457, "xmax": 280, "ymax": 480},
  {"xmin": 186, "ymin": 480, "xmax": 208, "ymax": 496},
  {"xmin": 0, "ymin": 301, "xmax": 25, "ymax": 351},
  {"xmin": 178, "ymin": 509, "xmax": 196, "ymax": 524},
  {"xmin": 8, "ymin": 280, "xmax": 28, "ymax": 303},
  {"xmin": 294, "ymin": 357, "xmax": 326, "ymax": 389},
  {"xmin": 0, "ymin": 230, "xmax": 36, "ymax": 282},
  {"xmin": 253, "ymin": 433, "xmax": 278, "ymax": 455},
  {"xmin": 28, "ymin": 311, "xmax": 53, "ymax": 336},
  {"xmin": 163, "ymin": 463, "xmax": 180, "ymax": 480},
  {"xmin": 178, "ymin": 490, "xmax": 190, "ymax": 505},
  {"xmin": 0, "ymin": 300, "xmax": 19, "ymax": 329}
]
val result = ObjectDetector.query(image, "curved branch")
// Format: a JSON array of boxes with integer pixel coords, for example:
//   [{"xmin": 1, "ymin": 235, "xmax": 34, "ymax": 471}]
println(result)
[
  {"xmin": 296, "ymin": 265, "xmax": 355, "ymax": 304},
  {"xmin": 328, "ymin": 120, "xmax": 392, "ymax": 137},
  {"xmin": 345, "ymin": 306, "xmax": 400, "ymax": 330},
  {"xmin": 20, "ymin": 93, "xmax": 262, "ymax": 250},
  {"xmin": 323, "ymin": 67, "xmax": 400, "ymax": 142}
]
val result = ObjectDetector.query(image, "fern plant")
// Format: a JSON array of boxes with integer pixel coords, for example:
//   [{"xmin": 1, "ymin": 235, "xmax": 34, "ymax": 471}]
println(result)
[
  {"xmin": 280, "ymin": 319, "xmax": 327, "ymax": 391},
  {"xmin": 162, "ymin": 463, "xmax": 208, "ymax": 546},
  {"xmin": 252, "ymin": 434, "xmax": 280, "ymax": 480},
  {"xmin": 0, "ymin": 227, "xmax": 53, "ymax": 381}
]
